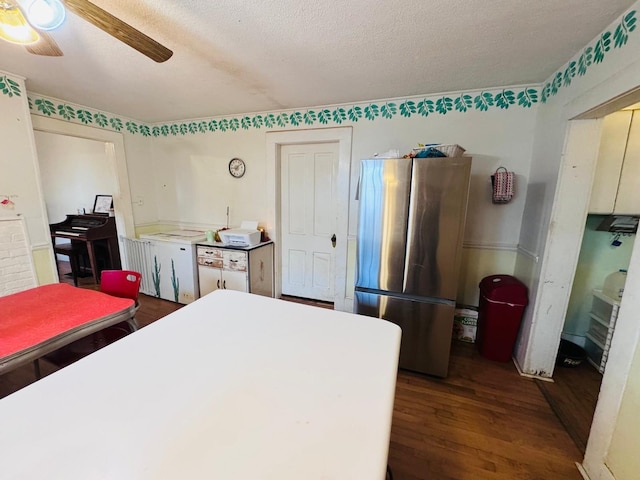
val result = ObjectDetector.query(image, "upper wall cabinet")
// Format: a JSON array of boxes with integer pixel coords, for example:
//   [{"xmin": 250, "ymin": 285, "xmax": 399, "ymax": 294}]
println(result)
[
  {"xmin": 616, "ymin": 111, "xmax": 640, "ymax": 214},
  {"xmin": 589, "ymin": 110, "xmax": 640, "ymax": 215}
]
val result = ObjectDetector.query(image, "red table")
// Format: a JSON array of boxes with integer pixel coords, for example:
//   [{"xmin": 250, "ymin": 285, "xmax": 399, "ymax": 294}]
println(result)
[{"xmin": 1, "ymin": 283, "xmax": 136, "ymax": 376}]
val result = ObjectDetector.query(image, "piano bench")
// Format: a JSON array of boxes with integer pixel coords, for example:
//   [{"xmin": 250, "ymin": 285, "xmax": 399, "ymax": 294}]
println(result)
[{"xmin": 54, "ymin": 243, "xmax": 89, "ymax": 287}]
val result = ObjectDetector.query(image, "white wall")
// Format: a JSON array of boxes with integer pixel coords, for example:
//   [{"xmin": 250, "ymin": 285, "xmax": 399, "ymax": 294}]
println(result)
[
  {"xmin": 606, "ymin": 339, "xmax": 640, "ymax": 479},
  {"xmin": 0, "ymin": 73, "xmax": 48, "ymax": 245},
  {"xmin": 0, "ymin": 70, "xmax": 56, "ymax": 286},
  {"xmin": 149, "ymin": 130, "xmax": 268, "ymax": 229},
  {"xmin": 121, "ymin": 131, "xmax": 158, "ymax": 226}
]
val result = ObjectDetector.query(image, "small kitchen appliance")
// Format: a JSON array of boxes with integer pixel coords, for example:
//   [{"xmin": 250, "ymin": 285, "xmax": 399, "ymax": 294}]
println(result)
[{"xmin": 218, "ymin": 221, "xmax": 261, "ymax": 247}]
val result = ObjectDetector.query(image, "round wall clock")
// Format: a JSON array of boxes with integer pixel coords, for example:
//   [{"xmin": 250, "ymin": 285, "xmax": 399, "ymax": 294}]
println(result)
[{"xmin": 228, "ymin": 157, "xmax": 246, "ymax": 178}]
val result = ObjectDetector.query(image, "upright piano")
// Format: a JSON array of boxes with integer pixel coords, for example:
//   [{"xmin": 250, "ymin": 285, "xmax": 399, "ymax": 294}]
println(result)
[{"xmin": 50, "ymin": 214, "xmax": 121, "ymax": 284}]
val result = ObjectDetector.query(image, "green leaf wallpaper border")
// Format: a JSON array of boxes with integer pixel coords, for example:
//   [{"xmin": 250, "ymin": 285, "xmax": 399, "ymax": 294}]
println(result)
[
  {"xmin": 541, "ymin": 9, "xmax": 637, "ymax": 103},
  {"xmin": 28, "ymin": 86, "xmax": 541, "ymax": 138},
  {"xmin": 0, "ymin": 75, "xmax": 22, "ymax": 98},
  {"xmin": 22, "ymin": 7, "xmax": 637, "ymax": 136}
]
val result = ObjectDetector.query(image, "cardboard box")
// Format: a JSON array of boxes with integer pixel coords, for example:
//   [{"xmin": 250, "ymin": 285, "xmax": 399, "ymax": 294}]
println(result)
[{"xmin": 453, "ymin": 307, "xmax": 478, "ymax": 343}]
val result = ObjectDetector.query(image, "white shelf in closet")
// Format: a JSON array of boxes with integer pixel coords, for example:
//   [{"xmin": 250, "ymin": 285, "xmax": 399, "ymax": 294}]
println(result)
[{"xmin": 585, "ymin": 289, "xmax": 620, "ymax": 374}]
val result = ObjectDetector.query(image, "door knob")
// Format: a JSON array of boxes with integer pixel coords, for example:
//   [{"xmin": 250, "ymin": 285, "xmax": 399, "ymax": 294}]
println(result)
[{"xmin": 331, "ymin": 234, "xmax": 336, "ymax": 248}]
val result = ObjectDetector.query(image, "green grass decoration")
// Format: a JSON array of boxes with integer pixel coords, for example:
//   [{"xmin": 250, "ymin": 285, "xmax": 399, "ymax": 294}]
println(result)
[
  {"xmin": 171, "ymin": 259, "xmax": 180, "ymax": 303},
  {"xmin": 152, "ymin": 255, "xmax": 161, "ymax": 298}
]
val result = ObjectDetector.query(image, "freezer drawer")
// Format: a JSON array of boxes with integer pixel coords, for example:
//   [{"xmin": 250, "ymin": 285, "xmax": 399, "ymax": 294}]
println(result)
[{"xmin": 355, "ymin": 291, "xmax": 454, "ymax": 377}]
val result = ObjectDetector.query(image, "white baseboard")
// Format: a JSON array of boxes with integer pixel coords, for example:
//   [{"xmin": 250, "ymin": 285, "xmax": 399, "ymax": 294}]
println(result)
[
  {"xmin": 513, "ymin": 355, "xmax": 554, "ymax": 382},
  {"xmin": 576, "ymin": 462, "xmax": 590, "ymax": 479}
]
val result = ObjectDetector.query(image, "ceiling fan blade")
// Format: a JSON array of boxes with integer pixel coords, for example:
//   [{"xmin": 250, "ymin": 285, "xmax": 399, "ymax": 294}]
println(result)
[
  {"xmin": 61, "ymin": 0, "xmax": 173, "ymax": 63},
  {"xmin": 25, "ymin": 31, "xmax": 64, "ymax": 56}
]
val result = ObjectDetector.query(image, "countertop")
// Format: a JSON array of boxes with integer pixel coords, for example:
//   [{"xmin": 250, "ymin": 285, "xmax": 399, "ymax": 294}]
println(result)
[{"xmin": 196, "ymin": 240, "xmax": 273, "ymax": 251}]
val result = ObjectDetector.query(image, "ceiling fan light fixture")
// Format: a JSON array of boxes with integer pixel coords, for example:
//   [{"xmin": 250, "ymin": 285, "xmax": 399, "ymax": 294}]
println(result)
[
  {"xmin": 23, "ymin": 0, "xmax": 65, "ymax": 30},
  {"xmin": 0, "ymin": 5, "xmax": 39, "ymax": 44}
]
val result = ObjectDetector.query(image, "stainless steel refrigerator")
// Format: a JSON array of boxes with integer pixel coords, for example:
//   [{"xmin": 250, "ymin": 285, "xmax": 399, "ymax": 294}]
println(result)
[{"xmin": 354, "ymin": 156, "xmax": 471, "ymax": 377}]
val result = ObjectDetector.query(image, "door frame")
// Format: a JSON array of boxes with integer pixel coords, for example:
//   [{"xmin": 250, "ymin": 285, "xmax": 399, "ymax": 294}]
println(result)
[
  {"xmin": 266, "ymin": 127, "xmax": 352, "ymax": 311},
  {"xmin": 31, "ymin": 115, "xmax": 136, "ymax": 278},
  {"xmin": 529, "ymin": 81, "xmax": 640, "ymax": 478}
]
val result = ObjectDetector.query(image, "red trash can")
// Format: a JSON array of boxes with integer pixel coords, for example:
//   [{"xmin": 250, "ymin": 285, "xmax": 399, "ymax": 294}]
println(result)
[{"xmin": 476, "ymin": 275, "xmax": 528, "ymax": 362}]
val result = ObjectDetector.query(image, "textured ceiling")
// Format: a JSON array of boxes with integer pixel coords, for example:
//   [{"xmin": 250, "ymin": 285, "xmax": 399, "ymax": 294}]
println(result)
[{"xmin": 0, "ymin": 0, "xmax": 636, "ymax": 122}]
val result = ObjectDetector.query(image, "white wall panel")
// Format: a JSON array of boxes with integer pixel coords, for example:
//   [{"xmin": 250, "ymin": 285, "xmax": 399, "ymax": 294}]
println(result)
[
  {"xmin": 312, "ymin": 252, "xmax": 331, "ymax": 289},
  {"xmin": 288, "ymin": 154, "xmax": 307, "ymax": 235},
  {"xmin": 313, "ymin": 153, "xmax": 334, "ymax": 236},
  {"xmin": 288, "ymin": 249, "xmax": 306, "ymax": 286}
]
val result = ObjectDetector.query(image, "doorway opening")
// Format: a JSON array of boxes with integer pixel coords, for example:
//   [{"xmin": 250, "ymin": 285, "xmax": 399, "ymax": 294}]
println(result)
[
  {"xmin": 538, "ymin": 101, "xmax": 640, "ymax": 455},
  {"xmin": 31, "ymin": 115, "xmax": 136, "ymax": 283},
  {"xmin": 35, "ymin": 131, "xmax": 118, "ymax": 284}
]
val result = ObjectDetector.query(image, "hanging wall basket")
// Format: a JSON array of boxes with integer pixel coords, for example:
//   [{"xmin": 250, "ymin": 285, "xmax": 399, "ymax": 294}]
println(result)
[{"xmin": 490, "ymin": 167, "xmax": 514, "ymax": 204}]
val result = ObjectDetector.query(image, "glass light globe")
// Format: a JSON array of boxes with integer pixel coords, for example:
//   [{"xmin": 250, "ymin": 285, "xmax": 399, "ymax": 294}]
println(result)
[{"xmin": 26, "ymin": 0, "xmax": 65, "ymax": 30}]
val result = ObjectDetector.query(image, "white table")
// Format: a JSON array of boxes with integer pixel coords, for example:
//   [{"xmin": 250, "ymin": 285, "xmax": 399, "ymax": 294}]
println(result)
[{"xmin": 0, "ymin": 290, "xmax": 401, "ymax": 479}]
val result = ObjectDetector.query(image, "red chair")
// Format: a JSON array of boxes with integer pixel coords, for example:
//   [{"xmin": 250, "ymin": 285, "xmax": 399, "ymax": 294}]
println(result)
[
  {"xmin": 100, "ymin": 270, "xmax": 142, "ymax": 333},
  {"xmin": 100, "ymin": 270, "xmax": 141, "ymax": 302}
]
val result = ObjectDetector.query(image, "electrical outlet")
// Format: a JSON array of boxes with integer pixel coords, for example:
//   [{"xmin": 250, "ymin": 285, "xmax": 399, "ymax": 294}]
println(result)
[{"xmin": 136, "ymin": 195, "xmax": 144, "ymax": 206}]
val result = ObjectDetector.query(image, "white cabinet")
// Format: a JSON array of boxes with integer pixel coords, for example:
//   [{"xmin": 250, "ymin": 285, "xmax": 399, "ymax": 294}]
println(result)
[
  {"xmin": 139, "ymin": 231, "xmax": 206, "ymax": 304},
  {"xmin": 584, "ymin": 289, "xmax": 620, "ymax": 374},
  {"xmin": 616, "ymin": 110, "xmax": 640, "ymax": 213},
  {"xmin": 589, "ymin": 110, "xmax": 640, "ymax": 214},
  {"xmin": 144, "ymin": 239, "xmax": 200, "ymax": 304},
  {"xmin": 197, "ymin": 242, "xmax": 274, "ymax": 297}
]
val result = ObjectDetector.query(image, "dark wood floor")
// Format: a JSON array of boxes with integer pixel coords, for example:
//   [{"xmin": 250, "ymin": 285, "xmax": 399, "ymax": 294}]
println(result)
[
  {"xmin": 1, "ymin": 267, "xmax": 590, "ymax": 479},
  {"xmin": 535, "ymin": 360, "xmax": 602, "ymax": 454}
]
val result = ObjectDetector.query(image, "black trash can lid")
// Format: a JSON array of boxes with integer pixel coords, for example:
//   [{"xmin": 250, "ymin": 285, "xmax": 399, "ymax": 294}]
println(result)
[{"xmin": 479, "ymin": 275, "xmax": 528, "ymax": 305}]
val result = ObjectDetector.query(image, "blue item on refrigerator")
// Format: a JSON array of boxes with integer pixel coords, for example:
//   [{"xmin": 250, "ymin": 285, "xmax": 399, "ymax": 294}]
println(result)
[{"xmin": 415, "ymin": 147, "xmax": 446, "ymax": 158}]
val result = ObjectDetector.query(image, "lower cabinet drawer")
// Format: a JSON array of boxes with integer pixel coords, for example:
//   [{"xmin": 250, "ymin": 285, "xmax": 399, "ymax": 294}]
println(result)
[
  {"xmin": 197, "ymin": 256, "xmax": 222, "ymax": 268},
  {"xmin": 223, "ymin": 251, "xmax": 247, "ymax": 271}
]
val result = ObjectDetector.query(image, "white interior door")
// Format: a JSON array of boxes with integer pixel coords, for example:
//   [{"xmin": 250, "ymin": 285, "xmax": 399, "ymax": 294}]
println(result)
[{"xmin": 281, "ymin": 142, "xmax": 339, "ymax": 301}]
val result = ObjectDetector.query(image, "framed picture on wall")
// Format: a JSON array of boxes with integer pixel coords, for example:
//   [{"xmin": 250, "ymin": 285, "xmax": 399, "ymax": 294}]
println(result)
[{"xmin": 93, "ymin": 194, "xmax": 113, "ymax": 214}]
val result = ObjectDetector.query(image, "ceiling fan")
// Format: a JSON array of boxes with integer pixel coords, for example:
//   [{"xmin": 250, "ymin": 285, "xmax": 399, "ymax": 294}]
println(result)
[{"xmin": 0, "ymin": 0, "xmax": 172, "ymax": 62}]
